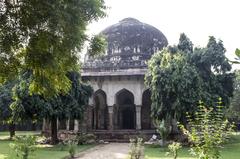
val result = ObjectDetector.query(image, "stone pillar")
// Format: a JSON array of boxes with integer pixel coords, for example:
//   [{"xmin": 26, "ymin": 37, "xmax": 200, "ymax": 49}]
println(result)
[
  {"xmin": 74, "ymin": 120, "xmax": 79, "ymax": 131},
  {"xmin": 57, "ymin": 118, "xmax": 60, "ymax": 130},
  {"xmin": 108, "ymin": 106, "xmax": 114, "ymax": 130},
  {"xmin": 66, "ymin": 119, "xmax": 70, "ymax": 131},
  {"xmin": 42, "ymin": 118, "xmax": 46, "ymax": 132},
  {"xmin": 136, "ymin": 105, "xmax": 141, "ymax": 130}
]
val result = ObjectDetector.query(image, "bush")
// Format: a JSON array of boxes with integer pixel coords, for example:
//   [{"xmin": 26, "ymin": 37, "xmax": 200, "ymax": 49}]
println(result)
[
  {"xmin": 67, "ymin": 140, "xmax": 77, "ymax": 158},
  {"xmin": 166, "ymin": 142, "xmax": 182, "ymax": 159},
  {"xmin": 76, "ymin": 133, "xmax": 96, "ymax": 145},
  {"xmin": 10, "ymin": 135, "xmax": 37, "ymax": 159},
  {"xmin": 179, "ymin": 99, "xmax": 234, "ymax": 159},
  {"xmin": 129, "ymin": 138, "xmax": 143, "ymax": 159}
]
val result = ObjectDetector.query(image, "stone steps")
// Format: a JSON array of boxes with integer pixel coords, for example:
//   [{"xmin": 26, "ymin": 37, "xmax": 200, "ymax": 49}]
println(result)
[{"xmin": 91, "ymin": 129, "xmax": 158, "ymax": 142}]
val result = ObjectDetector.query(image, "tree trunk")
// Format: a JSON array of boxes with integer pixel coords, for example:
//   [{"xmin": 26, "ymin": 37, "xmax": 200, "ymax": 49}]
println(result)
[
  {"xmin": 9, "ymin": 122, "xmax": 15, "ymax": 139},
  {"xmin": 32, "ymin": 122, "xmax": 36, "ymax": 131},
  {"xmin": 171, "ymin": 118, "xmax": 179, "ymax": 134},
  {"xmin": 51, "ymin": 116, "xmax": 58, "ymax": 145}
]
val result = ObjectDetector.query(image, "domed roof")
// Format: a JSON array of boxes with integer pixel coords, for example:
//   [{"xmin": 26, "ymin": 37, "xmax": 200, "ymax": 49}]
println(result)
[
  {"xmin": 83, "ymin": 18, "xmax": 168, "ymax": 72},
  {"xmin": 102, "ymin": 18, "xmax": 168, "ymax": 56}
]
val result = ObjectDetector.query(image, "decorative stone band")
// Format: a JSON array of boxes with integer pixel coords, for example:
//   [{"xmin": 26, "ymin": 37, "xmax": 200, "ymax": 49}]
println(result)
[{"xmin": 83, "ymin": 53, "xmax": 151, "ymax": 72}]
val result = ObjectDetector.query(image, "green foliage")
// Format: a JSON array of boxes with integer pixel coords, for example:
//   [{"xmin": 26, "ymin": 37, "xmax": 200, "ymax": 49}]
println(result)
[
  {"xmin": 76, "ymin": 133, "xmax": 96, "ymax": 145},
  {"xmin": 231, "ymin": 48, "xmax": 240, "ymax": 64},
  {"xmin": 88, "ymin": 34, "xmax": 107, "ymax": 58},
  {"xmin": 10, "ymin": 71, "xmax": 46, "ymax": 122},
  {"xmin": 226, "ymin": 70, "xmax": 240, "ymax": 121},
  {"xmin": 10, "ymin": 71, "xmax": 93, "ymax": 122},
  {"xmin": 166, "ymin": 142, "xmax": 182, "ymax": 159},
  {"xmin": 10, "ymin": 135, "xmax": 37, "ymax": 159},
  {"xmin": 67, "ymin": 139, "xmax": 77, "ymax": 158},
  {"xmin": 129, "ymin": 138, "xmax": 143, "ymax": 159},
  {"xmin": 0, "ymin": 80, "xmax": 15, "ymax": 123},
  {"xmin": 8, "ymin": 71, "xmax": 93, "ymax": 144},
  {"xmin": 0, "ymin": 0, "xmax": 106, "ymax": 97},
  {"xmin": 146, "ymin": 48, "xmax": 202, "ymax": 122},
  {"xmin": 177, "ymin": 33, "xmax": 193, "ymax": 53},
  {"xmin": 179, "ymin": 99, "xmax": 234, "ymax": 159},
  {"xmin": 146, "ymin": 34, "xmax": 234, "ymax": 126}
]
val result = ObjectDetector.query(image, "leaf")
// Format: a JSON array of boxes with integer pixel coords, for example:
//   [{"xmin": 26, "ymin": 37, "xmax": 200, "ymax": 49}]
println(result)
[{"xmin": 235, "ymin": 48, "xmax": 240, "ymax": 57}]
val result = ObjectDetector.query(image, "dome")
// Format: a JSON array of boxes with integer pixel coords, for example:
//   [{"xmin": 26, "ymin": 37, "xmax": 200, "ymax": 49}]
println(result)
[
  {"xmin": 102, "ymin": 18, "xmax": 168, "ymax": 56},
  {"xmin": 84, "ymin": 18, "xmax": 168, "ymax": 71}
]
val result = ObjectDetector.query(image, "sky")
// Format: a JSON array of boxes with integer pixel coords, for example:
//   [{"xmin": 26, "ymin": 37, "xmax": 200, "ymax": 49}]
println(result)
[{"xmin": 87, "ymin": 0, "xmax": 240, "ymax": 63}]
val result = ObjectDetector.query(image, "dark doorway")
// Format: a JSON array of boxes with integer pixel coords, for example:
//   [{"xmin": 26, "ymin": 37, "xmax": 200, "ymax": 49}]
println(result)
[
  {"xmin": 92, "ymin": 89, "xmax": 108, "ymax": 130},
  {"xmin": 122, "ymin": 108, "xmax": 134, "ymax": 129},
  {"xmin": 116, "ymin": 89, "xmax": 135, "ymax": 129},
  {"xmin": 141, "ymin": 89, "xmax": 153, "ymax": 129}
]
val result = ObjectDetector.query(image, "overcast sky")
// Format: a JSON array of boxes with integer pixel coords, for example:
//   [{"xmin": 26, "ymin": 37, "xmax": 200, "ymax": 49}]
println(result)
[{"xmin": 87, "ymin": 0, "xmax": 240, "ymax": 62}]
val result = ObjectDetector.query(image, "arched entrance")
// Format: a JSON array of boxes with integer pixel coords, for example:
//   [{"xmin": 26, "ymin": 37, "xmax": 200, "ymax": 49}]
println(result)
[
  {"xmin": 141, "ymin": 89, "xmax": 152, "ymax": 129},
  {"xmin": 92, "ymin": 90, "xmax": 108, "ymax": 130},
  {"xmin": 115, "ymin": 89, "xmax": 135, "ymax": 129}
]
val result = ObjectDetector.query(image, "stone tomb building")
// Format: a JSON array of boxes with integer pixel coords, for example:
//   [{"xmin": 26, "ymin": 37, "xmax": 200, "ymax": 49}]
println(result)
[{"xmin": 81, "ymin": 18, "xmax": 168, "ymax": 137}]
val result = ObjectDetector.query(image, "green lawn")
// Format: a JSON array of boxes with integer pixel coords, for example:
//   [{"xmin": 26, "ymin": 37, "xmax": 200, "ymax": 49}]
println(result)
[
  {"xmin": 0, "ymin": 131, "xmax": 93, "ymax": 159},
  {"xmin": 144, "ymin": 133, "xmax": 240, "ymax": 159}
]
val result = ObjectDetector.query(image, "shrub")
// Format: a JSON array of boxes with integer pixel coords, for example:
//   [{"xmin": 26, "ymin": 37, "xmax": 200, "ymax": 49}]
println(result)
[
  {"xmin": 166, "ymin": 142, "xmax": 182, "ymax": 159},
  {"xmin": 68, "ymin": 140, "xmax": 77, "ymax": 158},
  {"xmin": 179, "ymin": 99, "xmax": 234, "ymax": 159},
  {"xmin": 76, "ymin": 133, "xmax": 96, "ymax": 145},
  {"xmin": 129, "ymin": 138, "xmax": 143, "ymax": 159},
  {"xmin": 10, "ymin": 135, "xmax": 37, "ymax": 159}
]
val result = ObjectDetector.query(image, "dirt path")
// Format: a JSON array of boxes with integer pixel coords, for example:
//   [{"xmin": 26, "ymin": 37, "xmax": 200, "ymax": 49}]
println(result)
[{"xmin": 76, "ymin": 143, "xmax": 130, "ymax": 159}]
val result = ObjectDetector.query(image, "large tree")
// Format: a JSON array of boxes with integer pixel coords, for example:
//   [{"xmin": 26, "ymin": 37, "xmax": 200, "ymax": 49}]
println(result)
[
  {"xmin": 0, "ymin": 0, "xmax": 106, "ymax": 97},
  {"xmin": 0, "ymin": 80, "xmax": 16, "ymax": 138},
  {"xmin": 146, "ymin": 49, "xmax": 201, "ymax": 123},
  {"xmin": 226, "ymin": 70, "xmax": 240, "ymax": 122},
  {"xmin": 146, "ymin": 34, "xmax": 234, "ymax": 129},
  {"xmin": 10, "ymin": 71, "xmax": 92, "ymax": 144}
]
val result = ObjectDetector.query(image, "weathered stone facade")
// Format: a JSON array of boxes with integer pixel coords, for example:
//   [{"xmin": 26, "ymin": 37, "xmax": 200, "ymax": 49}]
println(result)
[{"xmin": 80, "ymin": 18, "xmax": 168, "ymax": 135}]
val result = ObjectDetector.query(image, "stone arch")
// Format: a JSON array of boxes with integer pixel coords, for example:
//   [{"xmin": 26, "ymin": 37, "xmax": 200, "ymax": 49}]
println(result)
[
  {"xmin": 115, "ymin": 88, "xmax": 135, "ymax": 105},
  {"xmin": 115, "ymin": 89, "xmax": 135, "ymax": 129},
  {"xmin": 92, "ymin": 89, "xmax": 108, "ymax": 130},
  {"xmin": 141, "ymin": 89, "xmax": 153, "ymax": 129}
]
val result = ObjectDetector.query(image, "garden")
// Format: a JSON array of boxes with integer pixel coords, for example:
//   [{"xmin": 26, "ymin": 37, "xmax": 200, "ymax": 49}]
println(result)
[
  {"xmin": 0, "ymin": 0, "xmax": 240, "ymax": 159},
  {"xmin": 0, "ymin": 131, "xmax": 93, "ymax": 159},
  {"xmin": 144, "ymin": 133, "xmax": 240, "ymax": 159}
]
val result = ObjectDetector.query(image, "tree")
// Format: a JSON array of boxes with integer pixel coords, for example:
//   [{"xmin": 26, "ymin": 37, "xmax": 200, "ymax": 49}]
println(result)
[
  {"xmin": 0, "ymin": 0, "xmax": 106, "ymax": 97},
  {"xmin": 146, "ymin": 48, "xmax": 202, "ymax": 126},
  {"xmin": 0, "ymin": 80, "xmax": 17, "ymax": 138},
  {"xmin": 179, "ymin": 99, "xmax": 233, "ymax": 159},
  {"xmin": 10, "ymin": 71, "xmax": 93, "ymax": 144},
  {"xmin": 226, "ymin": 70, "xmax": 240, "ymax": 122},
  {"xmin": 146, "ymin": 34, "xmax": 234, "ymax": 131},
  {"xmin": 177, "ymin": 33, "xmax": 193, "ymax": 53},
  {"xmin": 190, "ymin": 36, "xmax": 233, "ymax": 106}
]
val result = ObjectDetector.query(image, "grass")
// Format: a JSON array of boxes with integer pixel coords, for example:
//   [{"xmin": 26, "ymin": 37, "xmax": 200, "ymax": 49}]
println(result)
[
  {"xmin": 0, "ymin": 131, "xmax": 94, "ymax": 159},
  {"xmin": 0, "ymin": 131, "xmax": 40, "ymax": 140},
  {"xmin": 144, "ymin": 133, "xmax": 240, "ymax": 159}
]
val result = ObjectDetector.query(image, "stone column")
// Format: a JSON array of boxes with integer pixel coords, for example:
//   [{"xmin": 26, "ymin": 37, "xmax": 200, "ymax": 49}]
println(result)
[
  {"xmin": 108, "ymin": 106, "xmax": 114, "ymax": 130},
  {"xmin": 136, "ymin": 105, "xmax": 141, "ymax": 130},
  {"xmin": 74, "ymin": 120, "xmax": 79, "ymax": 131},
  {"xmin": 42, "ymin": 118, "xmax": 46, "ymax": 132},
  {"xmin": 66, "ymin": 119, "xmax": 70, "ymax": 131},
  {"xmin": 57, "ymin": 118, "xmax": 60, "ymax": 130}
]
